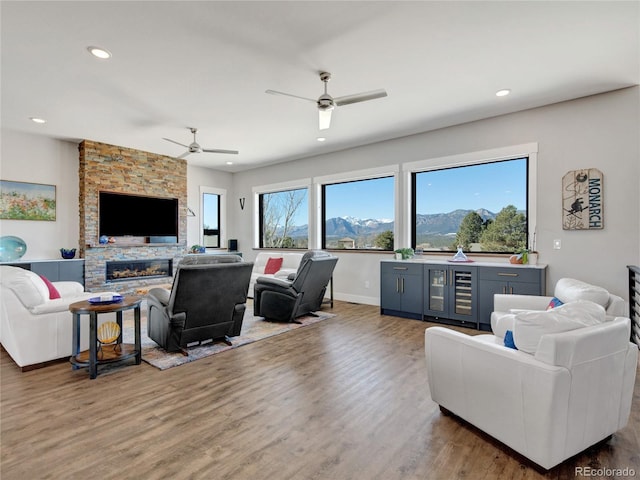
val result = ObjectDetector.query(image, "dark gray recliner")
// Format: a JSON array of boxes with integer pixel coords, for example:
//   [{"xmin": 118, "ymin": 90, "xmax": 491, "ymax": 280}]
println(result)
[
  {"xmin": 253, "ymin": 250, "xmax": 338, "ymax": 322},
  {"xmin": 147, "ymin": 255, "xmax": 253, "ymax": 353}
]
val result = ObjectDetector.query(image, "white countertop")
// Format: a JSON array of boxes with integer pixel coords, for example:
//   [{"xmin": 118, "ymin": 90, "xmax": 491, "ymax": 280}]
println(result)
[{"xmin": 381, "ymin": 257, "xmax": 547, "ymax": 269}]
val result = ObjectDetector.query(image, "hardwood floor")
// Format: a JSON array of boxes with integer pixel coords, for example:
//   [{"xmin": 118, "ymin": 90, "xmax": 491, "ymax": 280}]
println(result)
[{"xmin": 1, "ymin": 301, "xmax": 638, "ymax": 480}]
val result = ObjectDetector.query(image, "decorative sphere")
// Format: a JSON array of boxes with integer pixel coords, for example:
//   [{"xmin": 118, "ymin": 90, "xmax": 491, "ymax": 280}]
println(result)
[
  {"xmin": 99, "ymin": 235, "xmax": 109, "ymax": 244},
  {"xmin": 0, "ymin": 236, "xmax": 27, "ymax": 262}
]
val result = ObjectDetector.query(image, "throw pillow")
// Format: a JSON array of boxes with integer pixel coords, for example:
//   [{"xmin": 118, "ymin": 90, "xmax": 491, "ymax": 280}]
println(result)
[
  {"xmin": 546, "ymin": 296, "xmax": 564, "ymax": 310},
  {"xmin": 504, "ymin": 330, "xmax": 518, "ymax": 349},
  {"xmin": 264, "ymin": 257, "xmax": 283, "ymax": 275},
  {"xmin": 39, "ymin": 274, "xmax": 61, "ymax": 300},
  {"xmin": 512, "ymin": 300, "xmax": 606, "ymax": 354}
]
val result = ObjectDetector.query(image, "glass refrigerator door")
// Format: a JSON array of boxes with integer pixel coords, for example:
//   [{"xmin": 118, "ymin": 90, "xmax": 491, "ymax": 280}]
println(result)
[
  {"xmin": 453, "ymin": 270, "xmax": 473, "ymax": 317},
  {"xmin": 428, "ymin": 268, "xmax": 446, "ymax": 312}
]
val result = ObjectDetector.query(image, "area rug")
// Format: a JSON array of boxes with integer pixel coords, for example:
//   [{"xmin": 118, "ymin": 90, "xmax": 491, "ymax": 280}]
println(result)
[{"xmin": 122, "ymin": 309, "xmax": 335, "ymax": 370}]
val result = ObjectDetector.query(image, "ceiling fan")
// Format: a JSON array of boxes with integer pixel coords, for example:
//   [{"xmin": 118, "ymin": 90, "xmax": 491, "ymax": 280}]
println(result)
[
  {"xmin": 266, "ymin": 72, "xmax": 387, "ymax": 130},
  {"xmin": 162, "ymin": 127, "xmax": 238, "ymax": 159}
]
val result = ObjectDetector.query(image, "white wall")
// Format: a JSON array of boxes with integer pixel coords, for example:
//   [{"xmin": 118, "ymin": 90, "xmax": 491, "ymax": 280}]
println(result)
[
  {"xmin": 0, "ymin": 131, "xmax": 80, "ymax": 259},
  {"xmin": 232, "ymin": 87, "xmax": 640, "ymax": 303}
]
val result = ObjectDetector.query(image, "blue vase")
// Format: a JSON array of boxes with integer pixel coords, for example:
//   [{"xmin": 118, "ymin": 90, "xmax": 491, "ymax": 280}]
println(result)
[
  {"xmin": 99, "ymin": 235, "xmax": 109, "ymax": 244},
  {"xmin": 0, "ymin": 236, "xmax": 27, "ymax": 262},
  {"xmin": 60, "ymin": 248, "xmax": 77, "ymax": 259}
]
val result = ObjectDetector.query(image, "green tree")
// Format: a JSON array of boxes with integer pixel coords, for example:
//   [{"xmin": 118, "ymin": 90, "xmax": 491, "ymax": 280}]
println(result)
[
  {"xmin": 480, "ymin": 205, "xmax": 526, "ymax": 252},
  {"xmin": 454, "ymin": 211, "xmax": 484, "ymax": 250},
  {"xmin": 374, "ymin": 230, "xmax": 394, "ymax": 250}
]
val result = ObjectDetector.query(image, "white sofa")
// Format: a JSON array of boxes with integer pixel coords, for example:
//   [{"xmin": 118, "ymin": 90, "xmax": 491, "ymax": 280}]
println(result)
[
  {"xmin": 247, "ymin": 252, "xmax": 304, "ymax": 298},
  {"xmin": 425, "ymin": 310, "xmax": 637, "ymax": 470},
  {"xmin": 0, "ymin": 265, "xmax": 115, "ymax": 369}
]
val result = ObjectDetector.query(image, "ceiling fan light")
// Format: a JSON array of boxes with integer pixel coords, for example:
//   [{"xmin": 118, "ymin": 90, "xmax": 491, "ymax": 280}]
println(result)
[{"xmin": 319, "ymin": 109, "xmax": 332, "ymax": 130}]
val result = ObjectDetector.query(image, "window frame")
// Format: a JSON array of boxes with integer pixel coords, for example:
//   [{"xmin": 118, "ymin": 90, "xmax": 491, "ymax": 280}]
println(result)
[
  {"xmin": 315, "ymin": 165, "xmax": 400, "ymax": 252},
  {"xmin": 403, "ymin": 143, "xmax": 538, "ymax": 254},
  {"xmin": 199, "ymin": 186, "xmax": 226, "ymax": 250},
  {"xmin": 253, "ymin": 179, "xmax": 311, "ymax": 249}
]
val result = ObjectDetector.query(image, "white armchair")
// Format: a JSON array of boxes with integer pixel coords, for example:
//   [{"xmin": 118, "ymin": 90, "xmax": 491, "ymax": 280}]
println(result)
[
  {"xmin": 0, "ymin": 265, "xmax": 114, "ymax": 369},
  {"xmin": 491, "ymin": 277, "xmax": 625, "ymax": 337},
  {"xmin": 425, "ymin": 315, "xmax": 637, "ymax": 470}
]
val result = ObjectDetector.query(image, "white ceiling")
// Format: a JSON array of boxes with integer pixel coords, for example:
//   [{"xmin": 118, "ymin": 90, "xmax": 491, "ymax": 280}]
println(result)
[{"xmin": 2, "ymin": 1, "xmax": 638, "ymax": 172}]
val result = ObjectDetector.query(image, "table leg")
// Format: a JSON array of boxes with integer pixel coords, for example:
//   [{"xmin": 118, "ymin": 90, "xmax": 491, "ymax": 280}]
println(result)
[
  {"xmin": 71, "ymin": 313, "xmax": 81, "ymax": 370},
  {"xmin": 134, "ymin": 306, "xmax": 141, "ymax": 364},
  {"xmin": 116, "ymin": 310, "xmax": 123, "ymax": 344},
  {"xmin": 89, "ymin": 312, "xmax": 98, "ymax": 379}
]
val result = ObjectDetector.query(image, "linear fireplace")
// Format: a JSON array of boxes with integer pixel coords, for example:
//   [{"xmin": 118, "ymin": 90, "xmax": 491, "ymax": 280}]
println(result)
[{"xmin": 106, "ymin": 258, "xmax": 173, "ymax": 282}]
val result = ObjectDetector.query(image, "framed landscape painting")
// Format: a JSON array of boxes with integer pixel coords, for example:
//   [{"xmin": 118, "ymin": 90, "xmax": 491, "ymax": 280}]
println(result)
[{"xmin": 0, "ymin": 180, "xmax": 56, "ymax": 221}]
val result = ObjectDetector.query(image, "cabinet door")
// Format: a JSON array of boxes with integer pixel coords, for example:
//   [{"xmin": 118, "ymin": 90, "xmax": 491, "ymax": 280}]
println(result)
[
  {"xmin": 380, "ymin": 271, "xmax": 402, "ymax": 311},
  {"xmin": 30, "ymin": 262, "xmax": 59, "ymax": 280},
  {"xmin": 59, "ymin": 261, "xmax": 84, "ymax": 284},
  {"xmin": 448, "ymin": 267, "xmax": 477, "ymax": 323},
  {"xmin": 424, "ymin": 266, "xmax": 447, "ymax": 317},
  {"xmin": 478, "ymin": 280, "xmax": 503, "ymax": 329},
  {"xmin": 399, "ymin": 273, "xmax": 423, "ymax": 315}
]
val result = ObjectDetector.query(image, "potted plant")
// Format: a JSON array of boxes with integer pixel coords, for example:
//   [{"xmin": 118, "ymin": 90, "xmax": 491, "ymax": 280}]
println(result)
[
  {"xmin": 394, "ymin": 248, "xmax": 414, "ymax": 260},
  {"xmin": 189, "ymin": 244, "xmax": 206, "ymax": 254}
]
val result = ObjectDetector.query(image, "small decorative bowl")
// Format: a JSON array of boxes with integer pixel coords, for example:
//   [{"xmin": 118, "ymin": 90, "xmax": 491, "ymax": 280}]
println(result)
[{"xmin": 60, "ymin": 248, "xmax": 77, "ymax": 259}]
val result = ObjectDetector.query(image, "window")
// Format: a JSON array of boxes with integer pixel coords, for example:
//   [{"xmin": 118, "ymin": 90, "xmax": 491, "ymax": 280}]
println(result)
[
  {"xmin": 412, "ymin": 157, "xmax": 528, "ymax": 253},
  {"xmin": 199, "ymin": 186, "xmax": 226, "ymax": 249},
  {"xmin": 259, "ymin": 187, "xmax": 308, "ymax": 248},
  {"xmin": 322, "ymin": 176, "xmax": 395, "ymax": 250},
  {"xmin": 202, "ymin": 192, "xmax": 220, "ymax": 248}
]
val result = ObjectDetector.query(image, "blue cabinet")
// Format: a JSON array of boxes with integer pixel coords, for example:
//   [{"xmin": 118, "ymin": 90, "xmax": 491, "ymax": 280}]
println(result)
[{"xmin": 1, "ymin": 259, "xmax": 85, "ymax": 285}]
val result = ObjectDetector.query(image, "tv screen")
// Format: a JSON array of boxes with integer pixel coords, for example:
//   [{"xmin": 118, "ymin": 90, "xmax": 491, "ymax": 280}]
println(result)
[{"xmin": 99, "ymin": 191, "xmax": 178, "ymax": 238}]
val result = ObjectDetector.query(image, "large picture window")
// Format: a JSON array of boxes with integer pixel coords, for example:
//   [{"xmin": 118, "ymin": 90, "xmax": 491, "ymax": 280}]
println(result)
[
  {"xmin": 412, "ymin": 158, "xmax": 528, "ymax": 253},
  {"xmin": 259, "ymin": 188, "xmax": 308, "ymax": 248},
  {"xmin": 322, "ymin": 176, "xmax": 395, "ymax": 250}
]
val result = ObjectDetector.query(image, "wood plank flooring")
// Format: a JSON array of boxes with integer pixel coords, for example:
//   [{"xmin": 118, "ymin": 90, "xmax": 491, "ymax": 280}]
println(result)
[{"xmin": 1, "ymin": 301, "xmax": 638, "ymax": 480}]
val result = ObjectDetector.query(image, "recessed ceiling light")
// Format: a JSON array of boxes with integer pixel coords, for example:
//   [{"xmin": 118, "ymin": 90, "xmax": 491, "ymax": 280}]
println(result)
[
  {"xmin": 87, "ymin": 46, "xmax": 112, "ymax": 59},
  {"xmin": 496, "ymin": 89, "xmax": 511, "ymax": 97},
  {"xmin": 226, "ymin": 161, "xmax": 233, "ymax": 165},
  {"xmin": 30, "ymin": 117, "xmax": 46, "ymax": 124},
  {"xmin": 317, "ymin": 137, "xmax": 326, "ymax": 142}
]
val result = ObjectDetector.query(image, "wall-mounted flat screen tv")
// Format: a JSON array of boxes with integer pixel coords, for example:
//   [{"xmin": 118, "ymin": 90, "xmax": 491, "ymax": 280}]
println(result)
[{"xmin": 99, "ymin": 191, "xmax": 178, "ymax": 238}]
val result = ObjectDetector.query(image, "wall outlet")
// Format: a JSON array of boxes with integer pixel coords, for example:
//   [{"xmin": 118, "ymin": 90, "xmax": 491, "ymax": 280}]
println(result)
[
  {"xmin": 553, "ymin": 239, "xmax": 562, "ymax": 249},
  {"xmin": 364, "ymin": 280, "xmax": 370, "ymax": 289}
]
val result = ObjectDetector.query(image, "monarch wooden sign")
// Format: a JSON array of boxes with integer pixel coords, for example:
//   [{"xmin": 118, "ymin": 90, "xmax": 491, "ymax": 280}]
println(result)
[{"xmin": 562, "ymin": 168, "xmax": 604, "ymax": 230}]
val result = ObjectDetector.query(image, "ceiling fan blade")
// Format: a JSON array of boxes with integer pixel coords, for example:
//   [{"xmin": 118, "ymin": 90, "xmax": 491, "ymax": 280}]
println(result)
[
  {"xmin": 202, "ymin": 148, "xmax": 239, "ymax": 155},
  {"xmin": 177, "ymin": 151, "xmax": 191, "ymax": 159},
  {"xmin": 163, "ymin": 137, "xmax": 189, "ymax": 148},
  {"xmin": 334, "ymin": 89, "xmax": 387, "ymax": 107},
  {"xmin": 266, "ymin": 89, "xmax": 316, "ymax": 103},
  {"xmin": 319, "ymin": 109, "xmax": 332, "ymax": 130}
]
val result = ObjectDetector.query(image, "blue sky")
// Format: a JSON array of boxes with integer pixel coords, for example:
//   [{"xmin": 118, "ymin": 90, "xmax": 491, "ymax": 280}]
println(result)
[
  {"xmin": 415, "ymin": 158, "xmax": 527, "ymax": 215},
  {"xmin": 285, "ymin": 158, "xmax": 526, "ymax": 225}
]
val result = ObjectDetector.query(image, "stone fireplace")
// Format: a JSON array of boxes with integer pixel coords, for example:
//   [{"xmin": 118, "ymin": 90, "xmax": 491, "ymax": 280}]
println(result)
[
  {"xmin": 106, "ymin": 258, "xmax": 173, "ymax": 282},
  {"xmin": 79, "ymin": 140, "xmax": 188, "ymax": 293}
]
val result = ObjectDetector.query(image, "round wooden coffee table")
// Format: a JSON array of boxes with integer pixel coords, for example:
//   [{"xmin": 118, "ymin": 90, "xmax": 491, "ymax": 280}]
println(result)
[{"xmin": 69, "ymin": 296, "xmax": 142, "ymax": 379}]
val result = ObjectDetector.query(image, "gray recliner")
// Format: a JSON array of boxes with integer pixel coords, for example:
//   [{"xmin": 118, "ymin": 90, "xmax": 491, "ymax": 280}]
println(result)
[
  {"xmin": 147, "ymin": 255, "xmax": 253, "ymax": 353},
  {"xmin": 253, "ymin": 250, "xmax": 338, "ymax": 322}
]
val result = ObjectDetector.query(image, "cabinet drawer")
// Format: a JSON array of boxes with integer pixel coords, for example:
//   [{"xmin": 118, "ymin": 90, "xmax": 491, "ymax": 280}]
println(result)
[
  {"xmin": 479, "ymin": 267, "xmax": 541, "ymax": 283},
  {"xmin": 381, "ymin": 262, "xmax": 422, "ymax": 276}
]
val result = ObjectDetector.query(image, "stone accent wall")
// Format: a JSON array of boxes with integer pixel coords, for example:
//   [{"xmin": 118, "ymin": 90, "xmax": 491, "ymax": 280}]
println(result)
[{"xmin": 79, "ymin": 140, "xmax": 187, "ymax": 292}]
